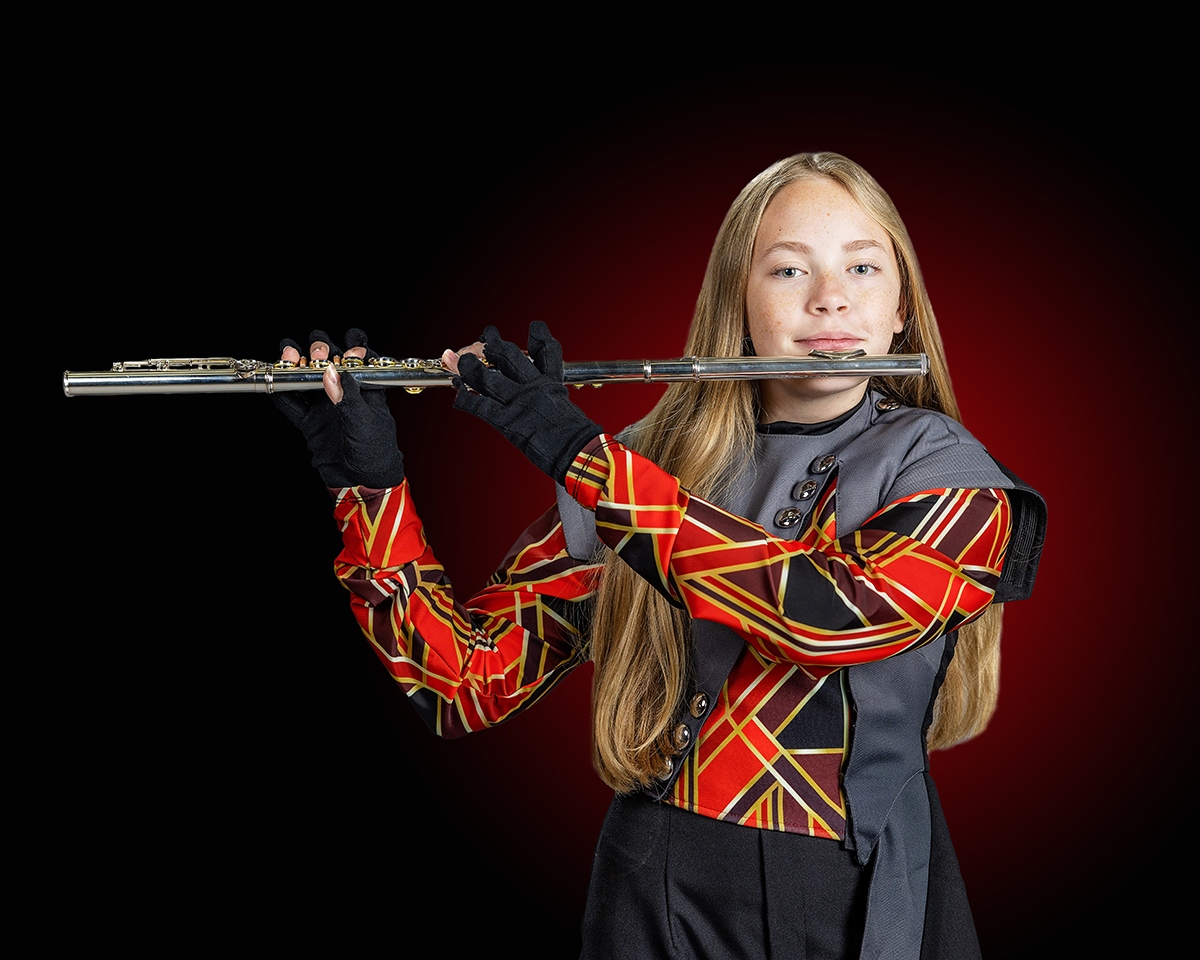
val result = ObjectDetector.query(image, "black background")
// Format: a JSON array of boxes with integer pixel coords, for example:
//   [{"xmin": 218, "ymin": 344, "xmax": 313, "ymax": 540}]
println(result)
[{"xmin": 38, "ymin": 38, "xmax": 1193, "ymax": 957}]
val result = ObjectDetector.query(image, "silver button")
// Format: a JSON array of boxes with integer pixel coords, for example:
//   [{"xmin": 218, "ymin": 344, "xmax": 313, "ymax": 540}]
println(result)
[
  {"xmin": 775, "ymin": 507, "xmax": 804, "ymax": 527},
  {"xmin": 689, "ymin": 692, "xmax": 709, "ymax": 718},
  {"xmin": 811, "ymin": 454, "xmax": 836, "ymax": 473},
  {"xmin": 673, "ymin": 723, "xmax": 692, "ymax": 750},
  {"xmin": 792, "ymin": 479, "xmax": 818, "ymax": 501},
  {"xmin": 658, "ymin": 756, "xmax": 674, "ymax": 780}
]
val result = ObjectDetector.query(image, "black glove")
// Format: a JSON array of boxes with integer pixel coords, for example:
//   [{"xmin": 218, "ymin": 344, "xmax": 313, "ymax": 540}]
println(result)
[
  {"xmin": 452, "ymin": 322, "xmax": 602, "ymax": 485},
  {"xmin": 273, "ymin": 328, "xmax": 406, "ymax": 489}
]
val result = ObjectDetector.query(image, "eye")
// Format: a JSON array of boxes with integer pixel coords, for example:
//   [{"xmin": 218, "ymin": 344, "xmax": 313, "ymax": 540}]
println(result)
[
  {"xmin": 849, "ymin": 262, "xmax": 881, "ymax": 276},
  {"xmin": 774, "ymin": 266, "xmax": 805, "ymax": 279}
]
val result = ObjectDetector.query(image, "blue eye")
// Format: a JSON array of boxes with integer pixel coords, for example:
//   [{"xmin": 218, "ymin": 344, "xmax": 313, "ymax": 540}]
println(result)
[
  {"xmin": 776, "ymin": 267, "xmax": 803, "ymax": 278},
  {"xmin": 850, "ymin": 263, "xmax": 880, "ymax": 276}
]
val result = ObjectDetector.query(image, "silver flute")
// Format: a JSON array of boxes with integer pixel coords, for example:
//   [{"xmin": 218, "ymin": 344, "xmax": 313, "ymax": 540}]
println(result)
[{"xmin": 62, "ymin": 350, "xmax": 929, "ymax": 397}]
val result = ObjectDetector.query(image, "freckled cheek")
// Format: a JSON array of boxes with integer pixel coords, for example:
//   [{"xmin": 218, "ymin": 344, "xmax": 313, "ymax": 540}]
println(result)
[
  {"xmin": 746, "ymin": 289, "xmax": 789, "ymax": 333},
  {"xmin": 862, "ymin": 284, "xmax": 904, "ymax": 330},
  {"xmin": 746, "ymin": 308, "xmax": 790, "ymax": 350}
]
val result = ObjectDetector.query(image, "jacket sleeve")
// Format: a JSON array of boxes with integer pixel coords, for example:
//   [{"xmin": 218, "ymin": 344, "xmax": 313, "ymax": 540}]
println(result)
[
  {"xmin": 563, "ymin": 434, "xmax": 1011, "ymax": 679},
  {"xmin": 330, "ymin": 481, "xmax": 600, "ymax": 737}
]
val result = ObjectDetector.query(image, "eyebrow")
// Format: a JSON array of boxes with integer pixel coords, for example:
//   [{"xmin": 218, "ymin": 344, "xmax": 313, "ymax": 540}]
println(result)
[{"xmin": 758, "ymin": 238, "xmax": 888, "ymax": 258}]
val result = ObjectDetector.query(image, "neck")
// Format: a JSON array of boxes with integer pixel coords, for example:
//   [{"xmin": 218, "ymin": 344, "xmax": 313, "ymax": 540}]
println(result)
[{"xmin": 758, "ymin": 379, "xmax": 871, "ymax": 425}]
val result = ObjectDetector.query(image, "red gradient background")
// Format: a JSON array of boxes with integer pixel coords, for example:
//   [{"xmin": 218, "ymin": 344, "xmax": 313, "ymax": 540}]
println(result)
[{"xmin": 50, "ymin": 63, "xmax": 1192, "ymax": 955}]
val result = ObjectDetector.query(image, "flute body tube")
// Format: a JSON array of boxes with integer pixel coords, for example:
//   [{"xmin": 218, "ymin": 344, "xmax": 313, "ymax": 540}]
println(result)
[{"xmin": 62, "ymin": 352, "xmax": 930, "ymax": 397}]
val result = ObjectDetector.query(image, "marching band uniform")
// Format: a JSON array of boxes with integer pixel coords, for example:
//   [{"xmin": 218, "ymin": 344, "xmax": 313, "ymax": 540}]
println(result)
[{"xmin": 329, "ymin": 390, "xmax": 1045, "ymax": 958}]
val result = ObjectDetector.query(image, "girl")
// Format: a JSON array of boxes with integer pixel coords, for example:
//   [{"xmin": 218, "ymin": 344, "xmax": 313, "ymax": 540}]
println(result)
[{"xmin": 276, "ymin": 152, "xmax": 1046, "ymax": 959}]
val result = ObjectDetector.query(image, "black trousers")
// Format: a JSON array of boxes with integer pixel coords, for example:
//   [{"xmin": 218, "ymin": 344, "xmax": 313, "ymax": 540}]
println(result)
[{"xmin": 580, "ymin": 793, "xmax": 869, "ymax": 960}]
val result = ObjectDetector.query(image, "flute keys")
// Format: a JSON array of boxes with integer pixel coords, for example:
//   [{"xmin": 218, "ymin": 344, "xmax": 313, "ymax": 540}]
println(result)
[{"xmin": 398, "ymin": 357, "xmax": 434, "ymax": 394}]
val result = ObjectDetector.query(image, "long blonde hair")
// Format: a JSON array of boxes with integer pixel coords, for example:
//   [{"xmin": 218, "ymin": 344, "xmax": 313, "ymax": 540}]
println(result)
[{"xmin": 589, "ymin": 153, "xmax": 1003, "ymax": 794}]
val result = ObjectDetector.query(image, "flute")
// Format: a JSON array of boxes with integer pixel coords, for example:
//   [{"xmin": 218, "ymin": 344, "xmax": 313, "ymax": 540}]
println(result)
[{"xmin": 62, "ymin": 350, "xmax": 929, "ymax": 397}]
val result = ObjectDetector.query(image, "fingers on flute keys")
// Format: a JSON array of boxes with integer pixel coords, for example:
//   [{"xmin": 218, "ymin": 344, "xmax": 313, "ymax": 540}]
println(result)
[
  {"xmin": 306, "ymin": 329, "xmax": 340, "ymax": 364},
  {"xmin": 440, "ymin": 341, "xmax": 486, "ymax": 376},
  {"xmin": 277, "ymin": 329, "xmax": 376, "ymax": 405},
  {"xmin": 343, "ymin": 328, "xmax": 373, "ymax": 361},
  {"xmin": 277, "ymin": 329, "xmax": 373, "ymax": 365}
]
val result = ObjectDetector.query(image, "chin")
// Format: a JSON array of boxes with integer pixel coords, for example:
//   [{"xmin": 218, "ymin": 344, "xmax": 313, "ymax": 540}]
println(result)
[{"xmin": 762, "ymin": 379, "xmax": 871, "ymax": 421}]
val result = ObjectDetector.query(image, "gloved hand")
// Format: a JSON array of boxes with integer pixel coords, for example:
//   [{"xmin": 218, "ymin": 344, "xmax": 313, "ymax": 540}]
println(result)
[
  {"xmin": 452, "ymin": 321, "xmax": 602, "ymax": 485},
  {"xmin": 273, "ymin": 328, "xmax": 406, "ymax": 489}
]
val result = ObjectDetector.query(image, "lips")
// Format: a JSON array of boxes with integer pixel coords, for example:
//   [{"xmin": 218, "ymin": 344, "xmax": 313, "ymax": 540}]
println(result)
[{"xmin": 799, "ymin": 337, "xmax": 862, "ymax": 353}]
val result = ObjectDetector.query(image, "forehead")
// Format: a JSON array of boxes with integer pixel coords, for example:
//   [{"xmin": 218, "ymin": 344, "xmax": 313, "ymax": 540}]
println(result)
[{"xmin": 755, "ymin": 177, "xmax": 885, "ymax": 244}]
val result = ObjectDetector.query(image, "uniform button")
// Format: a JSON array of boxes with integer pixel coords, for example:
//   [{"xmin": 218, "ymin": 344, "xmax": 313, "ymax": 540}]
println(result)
[
  {"xmin": 775, "ymin": 507, "xmax": 804, "ymax": 527},
  {"xmin": 673, "ymin": 723, "xmax": 692, "ymax": 750},
  {"xmin": 689, "ymin": 692, "xmax": 709, "ymax": 718},
  {"xmin": 876, "ymin": 397, "xmax": 901, "ymax": 411},
  {"xmin": 791, "ymin": 479, "xmax": 819, "ymax": 501},
  {"xmin": 658, "ymin": 756, "xmax": 674, "ymax": 780},
  {"xmin": 810, "ymin": 454, "xmax": 837, "ymax": 473}
]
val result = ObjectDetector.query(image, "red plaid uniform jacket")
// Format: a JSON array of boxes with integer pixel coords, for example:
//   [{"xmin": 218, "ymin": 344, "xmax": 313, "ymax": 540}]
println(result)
[{"xmin": 331, "ymin": 432, "xmax": 1010, "ymax": 838}]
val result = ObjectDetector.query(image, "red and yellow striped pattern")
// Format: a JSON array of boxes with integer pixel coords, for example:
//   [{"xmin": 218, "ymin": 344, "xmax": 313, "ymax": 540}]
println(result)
[
  {"xmin": 333, "ymin": 484, "xmax": 596, "ymax": 735},
  {"xmin": 329, "ymin": 432, "xmax": 1010, "ymax": 836},
  {"xmin": 566, "ymin": 435, "xmax": 1011, "ymax": 835}
]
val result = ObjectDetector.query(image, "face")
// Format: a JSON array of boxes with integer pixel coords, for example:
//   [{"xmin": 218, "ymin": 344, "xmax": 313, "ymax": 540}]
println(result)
[{"xmin": 746, "ymin": 177, "xmax": 904, "ymax": 423}]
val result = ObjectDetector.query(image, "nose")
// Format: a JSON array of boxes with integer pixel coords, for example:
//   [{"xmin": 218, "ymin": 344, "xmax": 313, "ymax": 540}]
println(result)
[{"xmin": 808, "ymin": 272, "xmax": 849, "ymax": 314}]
